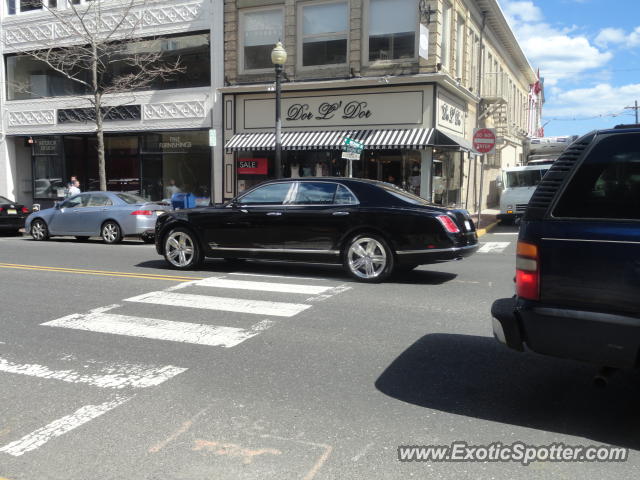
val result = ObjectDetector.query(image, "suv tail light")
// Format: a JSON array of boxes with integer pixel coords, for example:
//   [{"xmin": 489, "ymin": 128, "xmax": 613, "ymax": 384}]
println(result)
[
  {"xmin": 131, "ymin": 210, "xmax": 153, "ymax": 216},
  {"xmin": 436, "ymin": 215, "xmax": 460, "ymax": 234},
  {"xmin": 21, "ymin": 207, "xmax": 29, "ymax": 214},
  {"xmin": 516, "ymin": 241, "xmax": 540, "ymax": 300}
]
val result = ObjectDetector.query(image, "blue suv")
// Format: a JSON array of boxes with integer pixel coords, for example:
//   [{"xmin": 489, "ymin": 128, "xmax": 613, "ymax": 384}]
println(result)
[{"xmin": 492, "ymin": 126, "xmax": 640, "ymax": 368}]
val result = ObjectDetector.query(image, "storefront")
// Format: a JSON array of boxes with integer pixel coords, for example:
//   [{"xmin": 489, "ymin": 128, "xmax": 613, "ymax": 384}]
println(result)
[
  {"xmin": 222, "ymin": 83, "xmax": 473, "ymax": 206},
  {"xmin": 27, "ymin": 130, "xmax": 211, "ymax": 208}
]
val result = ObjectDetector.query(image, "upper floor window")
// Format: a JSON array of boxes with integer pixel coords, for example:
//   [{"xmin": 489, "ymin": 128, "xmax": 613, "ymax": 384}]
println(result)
[
  {"xmin": 240, "ymin": 7, "xmax": 284, "ymax": 72},
  {"xmin": 367, "ymin": 0, "xmax": 417, "ymax": 62},
  {"xmin": 299, "ymin": 0, "xmax": 348, "ymax": 67},
  {"xmin": 7, "ymin": 0, "xmax": 56, "ymax": 14},
  {"xmin": 440, "ymin": 2, "xmax": 452, "ymax": 69},
  {"xmin": 455, "ymin": 14, "xmax": 465, "ymax": 79}
]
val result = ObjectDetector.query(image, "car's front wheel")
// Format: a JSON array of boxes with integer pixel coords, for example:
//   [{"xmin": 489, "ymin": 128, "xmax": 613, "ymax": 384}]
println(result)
[
  {"xmin": 101, "ymin": 221, "xmax": 122, "ymax": 244},
  {"xmin": 164, "ymin": 228, "xmax": 203, "ymax": 269},
  {"xmin": 31, "ymin": 219, "xmax": 49, "ymax": 241},
  {"xmin": 343, "ymin": 233, "xmax": 394, "ymax": 283}
]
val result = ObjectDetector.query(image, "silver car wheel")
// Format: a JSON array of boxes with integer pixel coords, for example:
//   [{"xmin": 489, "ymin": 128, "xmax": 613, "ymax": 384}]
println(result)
[
  {"xmin": 347, "ymin": 237, "xmax": 387, "ymax": 279},
  {"xmin": 165, "ymin": 231, "xmax": 195, "ymax": 268},
  {"xmin": 102, "ymin": 223, "xmax": 119, "ymax": 243},
  {"xmin": 31, "ymin": 220, "xmax": 46, "ymax": 240}
]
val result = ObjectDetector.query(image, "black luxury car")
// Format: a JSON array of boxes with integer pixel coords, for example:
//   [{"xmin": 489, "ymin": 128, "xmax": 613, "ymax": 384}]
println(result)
[
  {"xmin": 0, "ymin": 195, "xmax": 29, "ymax": 234},
  {"xmin": 155, "ymin": 178, "xmax": 479, "ymax": 282},
  {"xmin": 492, "ymin": 125, "xmax": 640, "ymax": 369}
]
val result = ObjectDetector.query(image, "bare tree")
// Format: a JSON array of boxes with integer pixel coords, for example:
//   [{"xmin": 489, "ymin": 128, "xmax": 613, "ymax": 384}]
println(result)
[{"xmin": 6, "ymin": 0, "xmax": 184, "ymax": 191}]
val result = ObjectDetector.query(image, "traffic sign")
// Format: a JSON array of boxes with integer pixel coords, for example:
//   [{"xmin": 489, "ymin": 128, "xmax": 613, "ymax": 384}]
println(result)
[
  {"xmin": 343, "ymin": 137, "xmax": 364, "ymax": 153},
  {"xmin": 473, "ymin": 128, "xmax": 497, "ymax": 154},
  {"xmin": 341, "ymin": 151, "xmax": 360, "ymax": 160}
]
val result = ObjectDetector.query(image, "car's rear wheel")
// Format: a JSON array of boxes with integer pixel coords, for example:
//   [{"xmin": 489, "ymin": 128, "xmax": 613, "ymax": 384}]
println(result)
[
  {"xmin": 31, "ymin": 219, "xmax": 49, "ymax": 241},
  {"xmin": 164, "ymin": 228, "xmax": 203, "ymax": 269},
  {"xmin": 101, "ymin": 221, "xmax": 122, "ymax": 244},
  {"xmin": 343, "ymin": 233, "xmax": 394, "ymax": 283}
]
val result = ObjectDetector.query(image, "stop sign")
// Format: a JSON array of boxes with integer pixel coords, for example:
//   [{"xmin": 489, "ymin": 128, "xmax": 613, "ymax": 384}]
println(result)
[{"xmin": 473, "ymin": 128, "xmax": 497, "ymax": 154}]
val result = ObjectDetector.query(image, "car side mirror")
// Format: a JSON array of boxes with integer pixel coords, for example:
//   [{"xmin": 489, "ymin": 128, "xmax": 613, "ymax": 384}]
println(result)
[{"xmin": 496, "ymin": 176, "xmax": 504, "ymax": 190}]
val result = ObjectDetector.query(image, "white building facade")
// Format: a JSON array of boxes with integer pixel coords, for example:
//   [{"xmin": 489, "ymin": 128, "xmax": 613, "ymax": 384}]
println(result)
[{"xmin": 0, "ymin": 0, "xmax": 225, "ymax": 207}]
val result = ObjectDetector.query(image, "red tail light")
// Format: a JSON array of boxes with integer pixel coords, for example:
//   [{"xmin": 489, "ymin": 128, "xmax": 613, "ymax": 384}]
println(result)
[
  {"xmin": 21, "ymin": 207, "xmax": 29, "ymax": 214},
  {"xmin": 516, "ymin": 241, "xmax": 540, "ymax": 300},
  {"xmin": 131, "ymin": 210, "xmax": 153, "ymax": 216},
  {"xmin": 0, "ymin": 207, "xmax": 3, "ymax": 212},
  {"xmin": 436, "ymin": 215, "xmax": 460, "ymax": 234}
]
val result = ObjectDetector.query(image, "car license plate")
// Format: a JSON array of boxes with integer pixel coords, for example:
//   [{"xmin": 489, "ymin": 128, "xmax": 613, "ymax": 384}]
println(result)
[
  {"xmin": 156, "ymin": 211, "xmax": 165, "ymax": 216},
  {"xmin": 7, "ymin": 209, "xmax": 17, "ymax": 215}
]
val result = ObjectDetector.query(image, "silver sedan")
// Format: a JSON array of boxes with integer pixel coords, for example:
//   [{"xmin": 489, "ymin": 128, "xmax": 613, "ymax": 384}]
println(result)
[{"xmin": 25, "ymin": 192, "xmax": 171, "ymax": 244}]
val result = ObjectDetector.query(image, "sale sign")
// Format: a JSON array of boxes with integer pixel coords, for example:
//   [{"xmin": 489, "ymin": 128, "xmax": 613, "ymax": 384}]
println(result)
[
  {"xmin": 472, "ymin": 128, "xmax": 497, "ymax": 155},
  {"xmin": 238, "ymin": 158, "xmax": 268, "ymax": 175}
]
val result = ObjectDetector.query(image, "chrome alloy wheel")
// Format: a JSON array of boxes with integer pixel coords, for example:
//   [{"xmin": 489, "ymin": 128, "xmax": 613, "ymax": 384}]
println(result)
[
  {"xmin": 31, "ymin": 220, "xmax": 47, "ymax": 240},
  {"xmin": 347, "ymin": 237, "xmax": 387, "ymax": 280},
  {"xmin": 102, "ymin": 223, "xmax": 119, "ymax": 243},
  {"xmin": 165, "ymin": 231, "xmax": 196, "ymax": 268}
]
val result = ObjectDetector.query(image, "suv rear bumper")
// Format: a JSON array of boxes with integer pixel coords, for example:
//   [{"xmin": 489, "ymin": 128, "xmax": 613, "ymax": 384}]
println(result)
[{"xmin": 491, "ymin": 297, "xmax": 640, "ymax": 368}]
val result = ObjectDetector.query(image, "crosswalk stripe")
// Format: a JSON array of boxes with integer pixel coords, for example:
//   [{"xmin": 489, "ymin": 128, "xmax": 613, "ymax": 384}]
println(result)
[
  {"xmin": 124, "ymin": 291, "xmax": 311, "ymax": 317},
  {"xmin": 0, "ymin": 396, "xmax": 131, "ymax": 457},
  {"xmin": 42, "ymin": 312, "xmax": 275, "ymax": 347},
  {"xmin": 0, "ymin": 356, "xmax": 186, "ymax": 389},
  {"xmin": 195, "ymin": 277, "xmax": 332, "ymax": 295},
  {"xmin": 478, "ymin": 242, "xmax": 510, "ymax": 253}
]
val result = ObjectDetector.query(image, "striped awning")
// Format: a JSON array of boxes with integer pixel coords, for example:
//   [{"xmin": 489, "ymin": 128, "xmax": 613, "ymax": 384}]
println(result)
[{"xmin": 224, "ymin": 128, "xmax": 470, "ymax": 152}]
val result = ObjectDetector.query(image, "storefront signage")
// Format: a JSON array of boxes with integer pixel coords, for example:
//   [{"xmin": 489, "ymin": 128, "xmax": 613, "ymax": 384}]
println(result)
[
  {"xmin": 32, "ymin": 137, "xmax": 60, "ymax": 156},
  {"xmin": 436, "ymin": 91, "xmax": 466, "ymax": 136},
  {"xmin": 242, "ymin": 90, "xmax": 426, "ymax": 129},
  {"xmin": 238, "ymin": 158, "xmax": 268, "ymax": 175}
]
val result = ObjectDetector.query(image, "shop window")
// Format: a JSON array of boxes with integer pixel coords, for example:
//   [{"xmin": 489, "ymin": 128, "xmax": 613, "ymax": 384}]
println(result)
[
  {"xmin": 240, "ymin": 7, "xmax": 284, "ymax": 71},
  {"xmin": 367, "ymin": 0, "xmax": 417, "ymax": 62},
  {"xmin": 299, "ymin": 1, "xmax": 348, "ymax": 67}
]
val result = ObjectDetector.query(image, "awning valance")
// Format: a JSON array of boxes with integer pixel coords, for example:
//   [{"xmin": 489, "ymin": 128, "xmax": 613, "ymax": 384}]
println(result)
[{"xmin": 225, "ymin": 128, "xmax": 472, "ymax": 153}]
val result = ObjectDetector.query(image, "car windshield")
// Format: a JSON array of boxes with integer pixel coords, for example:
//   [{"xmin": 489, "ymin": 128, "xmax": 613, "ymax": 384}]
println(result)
[
  {"xmin": 379, "ymin": 184, "xmax": 432, "ymax": 206},
  {"xmin": 506, "ymin": 169, "xmax": 548, "ymax": 188},
  {"xmin": 116, "ymin": 193, "xmax": 148, "ymax": 204},
  {"xmin": 0, "ymin": 196, "xmax": 11, "ymax": 203}
]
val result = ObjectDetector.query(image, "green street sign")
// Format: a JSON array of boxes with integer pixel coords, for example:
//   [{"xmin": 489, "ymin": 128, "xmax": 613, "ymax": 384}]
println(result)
[{"xmin": 343, "ymin": 137, "xmax": 364, "ymax": 152}]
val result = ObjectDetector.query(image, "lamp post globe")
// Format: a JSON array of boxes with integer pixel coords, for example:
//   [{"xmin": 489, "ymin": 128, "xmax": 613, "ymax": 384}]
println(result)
[{"xmin": 272, "ymin": 42, "xmax": 287, "ymax": 179}]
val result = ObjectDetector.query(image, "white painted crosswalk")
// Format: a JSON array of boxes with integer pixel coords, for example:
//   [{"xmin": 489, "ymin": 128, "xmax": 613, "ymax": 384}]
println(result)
[{"xmin": 478, "ymin": 241, "xmax": 511, "ymax": 254}]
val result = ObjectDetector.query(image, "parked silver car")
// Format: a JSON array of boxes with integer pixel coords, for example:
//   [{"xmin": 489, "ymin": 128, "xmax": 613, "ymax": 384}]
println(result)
[{"xmin": 25, "ymin": 192, "xmax": 171, "ymax": 244}]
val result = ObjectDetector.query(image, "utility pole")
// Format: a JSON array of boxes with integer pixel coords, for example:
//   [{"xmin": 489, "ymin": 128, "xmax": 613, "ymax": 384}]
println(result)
[{"xmin": 625, "ymin": 100, "xmax": 639, "ymax": 124}]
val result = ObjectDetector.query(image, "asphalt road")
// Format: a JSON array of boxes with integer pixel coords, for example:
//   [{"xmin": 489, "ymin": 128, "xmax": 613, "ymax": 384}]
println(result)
[{"xmin": 0, "ymin": 227, "xmax": 638, "ymax": 479}]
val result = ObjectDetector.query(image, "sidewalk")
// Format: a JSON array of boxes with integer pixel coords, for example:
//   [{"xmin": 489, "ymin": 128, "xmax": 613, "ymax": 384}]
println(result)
[{"xmin": 468, "ymin": 208, "xmax": 500, "ymax": 233}]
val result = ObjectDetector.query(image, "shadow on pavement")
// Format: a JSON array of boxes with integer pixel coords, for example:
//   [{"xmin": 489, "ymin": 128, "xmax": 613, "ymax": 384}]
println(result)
[
  {"xmin": 375, "ymin": 333, "xmax": 640, "ymax": 449},
  {"xmin": 135, "ymin": 259, "xmax": 458, "ymax": 285}
]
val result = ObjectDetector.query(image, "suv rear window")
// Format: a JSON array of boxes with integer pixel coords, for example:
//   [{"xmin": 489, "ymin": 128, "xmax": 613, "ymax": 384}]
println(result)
[{"xmin": 553, "ymin": 133, "xmax": 640, "ymax": 220}]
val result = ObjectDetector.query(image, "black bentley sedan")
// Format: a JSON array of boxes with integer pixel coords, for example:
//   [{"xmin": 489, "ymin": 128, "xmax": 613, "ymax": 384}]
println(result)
[{"xmin": 155, "ymin": 178, "xmax": 479, "ymax": 282}]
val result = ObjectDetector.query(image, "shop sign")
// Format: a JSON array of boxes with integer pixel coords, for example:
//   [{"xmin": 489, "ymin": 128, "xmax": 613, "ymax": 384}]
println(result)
[
  {"xmin": 437, "ymin": 91, "xmax": 466, "ymax": 136},
  {"xmin": 32, "ymin": 137, "xmax": 60, "ymax": 156},
  {"xmin": 242, "ymin": 90, "xmax": 426, "ymax": 129},
  {"xmin": 238, "ymin": 158, "xmax": 268, "ymax": 175}
]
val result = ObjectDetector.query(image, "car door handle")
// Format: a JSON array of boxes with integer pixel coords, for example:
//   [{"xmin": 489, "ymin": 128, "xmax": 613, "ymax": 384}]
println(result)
[
  {"xmin": 332, "ymin": 211, "xmax": 350, "ymax": 216},
  {"xmin": 266, "ymin": 212, "xmax": 282, "ymax": 216}
]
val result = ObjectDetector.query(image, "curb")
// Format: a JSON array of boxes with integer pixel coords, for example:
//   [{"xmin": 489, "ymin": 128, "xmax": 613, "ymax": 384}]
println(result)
[{"xmin": 476, "ymin": 220, "xmax": 499, "ymax": 237}]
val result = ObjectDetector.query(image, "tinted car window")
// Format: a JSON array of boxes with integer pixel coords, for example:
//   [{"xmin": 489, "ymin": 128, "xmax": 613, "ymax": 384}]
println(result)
[
  {"xmin": 380, "ymin": 184, "xmax": 432, "ymax": 206},
  {"xmin": 291, "ymin": 182, "xmax": 338, "ymax": 205},
  {"xmin": 553, "ymin": 133, "xmax": 640, "ymax": 220},
  {"xmin": 0, "ymin": 196, "xmax": 12, "ymax": 204},
  {"xmin": 60, "ymin": 195, "xmax": 84, "ymax": 208},
  {"xmin": 334, "ymin": 184, "xmax": 359, "ymax": 204},
  {"xmin": 87, "ymin": 194, "xmax": 113, "ymax": 207},
  {"xmin": 239, "ymin": 182, "xmax": 293, "ymax": 205},
  {"xmin": 116, "ymin": 193, "xmax": 148, "ymax": 204}
]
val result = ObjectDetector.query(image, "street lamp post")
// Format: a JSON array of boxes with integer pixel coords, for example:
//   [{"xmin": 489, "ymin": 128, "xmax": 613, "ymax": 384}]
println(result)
[{"xmin": 271, "ymin": 42, "xmax": 287, "ymax": 178}]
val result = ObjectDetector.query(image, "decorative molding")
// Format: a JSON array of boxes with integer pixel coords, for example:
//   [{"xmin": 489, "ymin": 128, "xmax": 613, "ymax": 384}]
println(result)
[
  {"xmin": 143, "ymin": 101, "xmax": 206, "ymax": 120},
  {"xmin": 2, "ymin": 2, "xmax": 203, "ymax": 50},
  {"xmin": 8, "ymin": 110, "xmax": 56, "ymax": 127},
  {"xmin": 58, "ymin": 105, "xmax": 142, "ymax": 124}
]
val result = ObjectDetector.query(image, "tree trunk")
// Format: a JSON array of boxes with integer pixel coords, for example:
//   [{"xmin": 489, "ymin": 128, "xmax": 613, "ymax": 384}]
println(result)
[{"xmin": 92, "ymin": 43, "xmax": 107, "ymax": 192}]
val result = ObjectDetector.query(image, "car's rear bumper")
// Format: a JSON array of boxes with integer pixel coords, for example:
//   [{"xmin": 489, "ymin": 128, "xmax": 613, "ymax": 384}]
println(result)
[
  {"xmin": 396, "ymin": 243, "xmax": 479, "ymax": 264},
  {"xmin": 0, "ymin": 218, "xmax": 26, "ymax": 230},
  {"xmin": 497, "ymin": 213, "xmax": 522, "ymax": 221},
  {"xmin": 492, "ymin": 297, "xmax": 640, "ymax": 368}
]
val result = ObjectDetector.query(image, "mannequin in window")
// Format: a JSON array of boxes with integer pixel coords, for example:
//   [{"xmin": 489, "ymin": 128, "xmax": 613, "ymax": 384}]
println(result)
[
  {"xmin": 290, "ymin": 163, "xmax": 300, "ymax": 178},
  {"xmin": 315, "ymin": 162, "xmax": 324, "ymax": 177}
]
